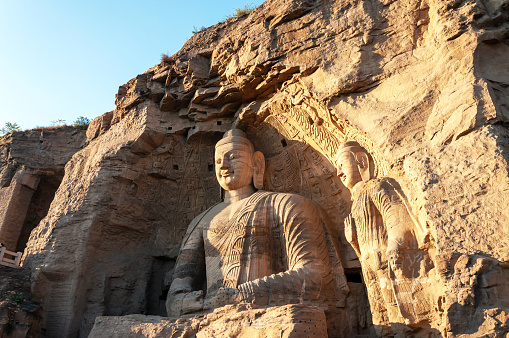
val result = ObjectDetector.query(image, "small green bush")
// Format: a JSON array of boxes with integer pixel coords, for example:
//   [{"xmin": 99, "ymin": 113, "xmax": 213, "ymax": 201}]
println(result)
[
  {"xmin": 0, "ymin": 122, "xmax": 21, "ymax": 135},
  {"xmin": 224, "ymin": 3, "xmax": 256, "ymax": 20},
  {"xmin": 73, "ymin": 116, "xmax": 90, "ymax": 130},
  {"xmin": 192, "ymin": 26, "xmax": 206, "ymax": 34},
  {"xmin": 12, "ymin": 294, "xmax": 23, "ymax": 303}
]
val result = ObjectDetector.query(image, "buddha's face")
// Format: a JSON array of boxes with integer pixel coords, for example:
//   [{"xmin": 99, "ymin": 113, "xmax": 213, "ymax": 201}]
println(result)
[
  {"xmin": 336, "ymin": 151, "xmax": 362, "ymax": 191},
  {"xmin": 215, "ymin": 142, "xmax": 254, "ymax": 191}
]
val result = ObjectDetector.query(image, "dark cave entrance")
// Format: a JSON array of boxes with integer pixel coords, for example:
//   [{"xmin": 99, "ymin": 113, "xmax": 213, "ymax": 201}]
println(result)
[
  {"xmin": 145, "ymin": 256, "xmax": 175, "ymax": 316},
  {"xmin": 15, "ymin": 174, "xmax": 63, "ymax": 252},
  {"xmin": 345, "ymin": 269, "xmax": 364, "ymax": 284}
]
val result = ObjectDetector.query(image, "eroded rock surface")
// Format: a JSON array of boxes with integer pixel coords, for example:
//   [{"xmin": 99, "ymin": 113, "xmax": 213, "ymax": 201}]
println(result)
[
  {"xmin": 89, "ymin": 304, "xmax": 328, "ymax": 338},
  {"xmin": 0, "ymin": 126, "xmax": 86, "ymax": 252},
  {"xmin": 0, "ymin": 266, "xmax": 42, "ymax": 337},
  {"xmin": 13, "ymin": 0, "xmax": 509, "ymax": 336}
]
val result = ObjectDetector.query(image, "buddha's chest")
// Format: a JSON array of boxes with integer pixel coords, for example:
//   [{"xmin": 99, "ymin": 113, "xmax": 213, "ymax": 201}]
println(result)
[
  {"xmin": 206, "ymin": 206, "xmax": 247, "ymax": 239},
  {"xmin": 203, "ymin": 205, "xmax": 282, "ymax": 288},
  {"xmin": 205, "ymin": 210, "xmax": 274, "ymax": 254}
]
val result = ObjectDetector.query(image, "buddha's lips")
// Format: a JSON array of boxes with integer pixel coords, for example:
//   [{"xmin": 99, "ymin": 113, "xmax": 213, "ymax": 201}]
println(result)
[{"xmin": 221, "ymin": 171, "xmax": 233, "ymax": 177}]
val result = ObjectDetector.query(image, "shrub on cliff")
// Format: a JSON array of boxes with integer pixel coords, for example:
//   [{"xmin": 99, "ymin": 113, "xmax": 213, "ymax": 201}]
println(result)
[
  {"xmin": 224, "ymin": 4, "xmax": 256, "ymax": 19},
  {"xmin": 192, "ymin": 26, "xmax": 206, "ymax": 34},
  {"xmin": 0, "ymin": 122, "xmax": 21, "ymax": 135},
  {"xmin": 161, "ymin": 53, "xmax": 171, "ymax": 62},
  {"xmin": 73, "ymin": 116, "xmax": 90, "ymax": 130}
]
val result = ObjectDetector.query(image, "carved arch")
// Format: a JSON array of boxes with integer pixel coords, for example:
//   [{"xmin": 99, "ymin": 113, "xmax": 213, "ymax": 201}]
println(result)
[{"xmin": 243, "ymin": 83, "xmax": 390, "ymax": 179}]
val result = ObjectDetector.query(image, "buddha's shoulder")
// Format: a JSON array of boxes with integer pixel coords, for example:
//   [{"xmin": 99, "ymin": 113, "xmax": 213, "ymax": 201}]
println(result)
[
  {"xmin": 364, "ymin": 177, "xmax": 397, "ymax": 194},
  {"xmin": 191, "ymin": 201, "xmax": 227, "ymax": 224},
  {"xmin": 254, "ymin": 190, "xmax": 312, "ymax": 205}
]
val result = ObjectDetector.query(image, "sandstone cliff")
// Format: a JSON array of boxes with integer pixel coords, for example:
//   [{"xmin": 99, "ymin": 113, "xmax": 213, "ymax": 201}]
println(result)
[
  {"xmin": 5, "ymin": 0, "xmax": 509, "ymax": 336},
  {"xmin": 0, "ymin": 127, "xmax": 86, "ymax": 252}
]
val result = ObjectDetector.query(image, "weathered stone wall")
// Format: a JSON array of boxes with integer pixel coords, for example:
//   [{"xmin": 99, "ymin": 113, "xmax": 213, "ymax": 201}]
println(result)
[
  {"xmin": 0, "ymin": 266, "xmax": 42, "ymax": 337},
  {"xmin": 0, "ymin": 127, "xmax": 86, "ymax": 252},
  {"xmin": 17, "ymin": 0, "xmax": 509, "ymax": 336}
]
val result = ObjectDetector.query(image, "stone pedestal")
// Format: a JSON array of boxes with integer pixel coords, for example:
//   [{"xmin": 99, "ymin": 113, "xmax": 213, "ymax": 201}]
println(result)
[{"xmin": 89, "ymin": 304, "xmax": 327, "ymax": 338}]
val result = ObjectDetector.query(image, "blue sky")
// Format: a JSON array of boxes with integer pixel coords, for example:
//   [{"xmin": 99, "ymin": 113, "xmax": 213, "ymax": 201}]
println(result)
[{"xmin": 0, "ymin": 1, "xmax": 264, "ymax": 131}]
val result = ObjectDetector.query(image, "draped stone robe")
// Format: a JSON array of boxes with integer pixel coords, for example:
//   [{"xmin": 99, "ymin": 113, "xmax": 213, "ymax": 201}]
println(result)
[
  {"xmin": 345, "ymin": 178, "xmax": 430, "ymax": 336},
  {"xmin": 171, "ymin": 190, "xmax": 335, "ymax": 307}
]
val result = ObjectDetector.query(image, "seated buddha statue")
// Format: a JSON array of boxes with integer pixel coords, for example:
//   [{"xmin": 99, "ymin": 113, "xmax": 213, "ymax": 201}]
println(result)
[{"xmin": 166, "ymin": 129, "xmax": 337, "ymax": 316}]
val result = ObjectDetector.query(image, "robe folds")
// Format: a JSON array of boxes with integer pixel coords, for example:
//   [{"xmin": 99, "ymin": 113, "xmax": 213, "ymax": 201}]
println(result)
[
  {"xmin": 172, "ymin": 190, "xmax": 336, "ymax": 307},
  {"xmin": 345, "ymin": 178, "xmax": 431, "ymax": 336}
]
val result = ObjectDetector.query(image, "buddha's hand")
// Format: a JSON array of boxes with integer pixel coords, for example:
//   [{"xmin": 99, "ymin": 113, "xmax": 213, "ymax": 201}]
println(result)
[
  {"xmin": 386, "ymin": 228, "xmax": 419, "ymax": 277},
  {"xmin": 387, "ymin": 248, "xmax": 403, "ymax": 272},
  {"xmin": 182, "ymin": 290, "xmax": 203, "ymax": 314},
  {"xmin": 180, "ymin": 290, "xmax": 204, "ymax": 314},
  {"xmin": 203, "ymin": 287, "xmax": 243, "ymax": 310},
  {"xmin": 167, "ymin": 290, "xmax": 203, "ymax": 317},
  {"xmin": 344, "ymin": 215, "xmax": 357, "ymax": 244}
]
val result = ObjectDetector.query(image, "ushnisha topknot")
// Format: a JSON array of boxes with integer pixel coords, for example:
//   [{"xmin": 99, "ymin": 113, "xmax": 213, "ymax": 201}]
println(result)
[{"xmin": 215, "ymin": 129, "xmax": 254, "ymax": 153}]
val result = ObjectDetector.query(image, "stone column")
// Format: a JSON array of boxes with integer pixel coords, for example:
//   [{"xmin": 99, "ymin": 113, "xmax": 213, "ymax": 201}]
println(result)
[{"xmin": 0, "ymin": 168, "xmax": 39, "ymax": 250}]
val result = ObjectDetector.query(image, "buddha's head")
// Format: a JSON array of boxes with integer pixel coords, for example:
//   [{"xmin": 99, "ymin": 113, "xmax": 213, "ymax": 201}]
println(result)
[
  {"xmin": 335, "ymin": 141, "xmax": 373, "ymax": 192},
  {"xmin": 215, "ymin": 129, "xmax": 265, "ymax": 191}
]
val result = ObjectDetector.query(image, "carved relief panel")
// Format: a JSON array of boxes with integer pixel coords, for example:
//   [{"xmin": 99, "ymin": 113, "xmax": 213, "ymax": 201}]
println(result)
[{"xmin": 116, "ymin": 132, "xmax": 222, "ymax": 257}]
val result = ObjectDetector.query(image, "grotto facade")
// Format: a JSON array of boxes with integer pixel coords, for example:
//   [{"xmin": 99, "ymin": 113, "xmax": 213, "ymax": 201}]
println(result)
[{"xmin": 1, "ymin": 0, "xmax": 509, "ymax": 336}]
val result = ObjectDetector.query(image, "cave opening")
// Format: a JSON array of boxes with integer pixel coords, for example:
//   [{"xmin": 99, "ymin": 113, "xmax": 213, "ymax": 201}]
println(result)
[
  {"xmin": 145, "ymin": 257, "xmax": 175, "ymax": 316},
  {"xmin": 345, "ymin": 271, "xmax": 363, "ymax": 284},
  {"xmin": 15, "ymin": 174, "xmax": 63, "ymax": 252}
]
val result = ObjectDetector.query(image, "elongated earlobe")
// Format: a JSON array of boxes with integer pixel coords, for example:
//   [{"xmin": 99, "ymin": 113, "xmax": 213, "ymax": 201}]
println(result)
[
  {"xmin": 252, "ymin": 151, "xmax": 265, "ymax": 190},
  {"xmin": 355, "ymin": 152, "xmax": 371, "ymax": 182}
]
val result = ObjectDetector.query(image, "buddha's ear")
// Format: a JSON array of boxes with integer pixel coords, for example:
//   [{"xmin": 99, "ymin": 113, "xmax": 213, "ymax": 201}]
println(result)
[
  {"xmin": 355, "ymin": 152, "xmax": 371, "ymax": 182},
  {"xmin": 252, "ymin": 151, "xmax": 265, "ymax": 190}
]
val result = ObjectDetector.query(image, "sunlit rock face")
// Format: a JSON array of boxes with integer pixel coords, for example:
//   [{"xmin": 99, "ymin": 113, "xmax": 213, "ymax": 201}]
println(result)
[
  {"xmin": 0, "ymin": 127, "xmax": 86, "ymax": 253},
  {"xmin": 12, "ymin": 0, "xmax": 509, "ymax": 336}
]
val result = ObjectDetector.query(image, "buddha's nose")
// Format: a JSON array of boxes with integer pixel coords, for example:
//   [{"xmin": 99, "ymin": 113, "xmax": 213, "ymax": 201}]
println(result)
[
  {"xmin": 336, "ymin": 167, "xmax": 342, "ymax": 176},
  {"xmin": 219, "ymin": 156, "xmax": 229, "ymax": 169}
]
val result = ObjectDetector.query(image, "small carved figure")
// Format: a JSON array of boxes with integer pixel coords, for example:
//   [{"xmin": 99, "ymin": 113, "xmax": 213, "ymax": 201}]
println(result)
[
  {"xmin": 335, "ymin": 141, "xmax": 432, "ymax": 336},
  {"xmin": 167, "ymin": 129, "xmax": 337, "ymax": 317}
]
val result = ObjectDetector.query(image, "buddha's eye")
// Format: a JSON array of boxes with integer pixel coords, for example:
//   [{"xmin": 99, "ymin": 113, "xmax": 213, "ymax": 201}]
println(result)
[
  {"xmin": 216, "ymin": 159, "xmax": 221, "ymax": 164},
  {"xmin": 229, "ymin": 153, "xmax": 235, "ymax": 159}
]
